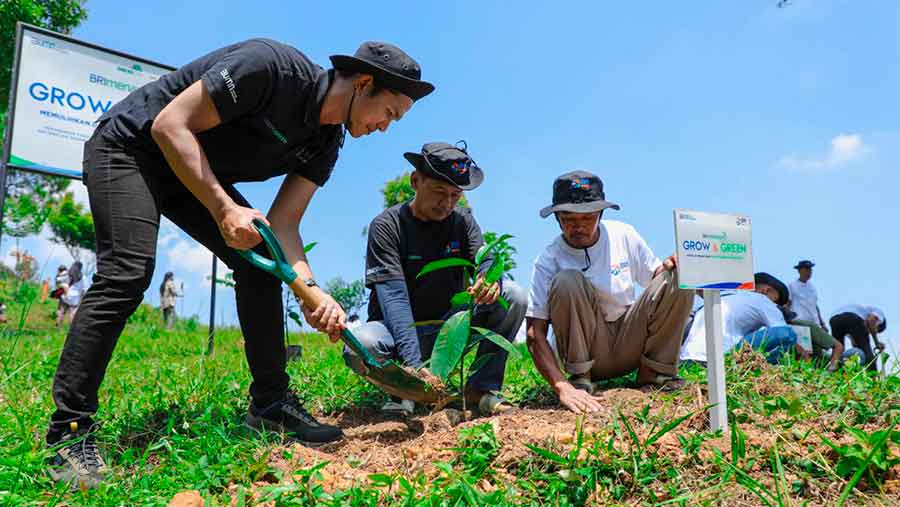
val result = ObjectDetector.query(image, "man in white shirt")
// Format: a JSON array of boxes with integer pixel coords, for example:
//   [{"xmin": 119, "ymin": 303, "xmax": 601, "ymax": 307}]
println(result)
[
  {"xmin": 525, "ymin": 171, "xmax": 694, "ymax": 414},
  {"xmin": 681, "ymin": 272, "xmax": 800, "ymax": 365},
  {"xmin": 788, "ymin": 260, "xmax": 827, "ymax": 329},
  {"xmin": 829, "ymin": 304, "xmax": 887, "ymax": 372}
]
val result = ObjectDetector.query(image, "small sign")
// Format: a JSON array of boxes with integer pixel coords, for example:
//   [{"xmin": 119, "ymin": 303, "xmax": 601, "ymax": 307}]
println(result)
[
  {"xmin": 790, "ymin": 325, "xmax": 813, "ymax": 354},
  {"xmin": 673, "ymin": 209, "xmax": 754, "ymax": 291}
]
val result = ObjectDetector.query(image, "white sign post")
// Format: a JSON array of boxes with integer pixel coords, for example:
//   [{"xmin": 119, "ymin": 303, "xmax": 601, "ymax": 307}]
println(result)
[{"xmin": 674, "ymin": 210, "xmax": 754, "ymax": 433}]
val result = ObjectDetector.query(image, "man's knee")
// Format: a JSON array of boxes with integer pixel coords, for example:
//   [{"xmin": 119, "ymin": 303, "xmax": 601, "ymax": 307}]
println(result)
[
  {"xmin": 94, "ymin": 256, "xmax": 155, "ymax": 303},
  {"xmin": 549, "ymin": 269, "xmax": 587, "ymax": 298},
  {"xmin": 342, "ymin": 322, "xmax": 394, "ymax": 370}
]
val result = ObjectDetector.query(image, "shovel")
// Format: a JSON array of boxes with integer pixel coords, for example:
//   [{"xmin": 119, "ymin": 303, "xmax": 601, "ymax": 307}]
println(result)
[{"xmin": 235, "ymin": 219, "xmax": 442, "ymax": 404}]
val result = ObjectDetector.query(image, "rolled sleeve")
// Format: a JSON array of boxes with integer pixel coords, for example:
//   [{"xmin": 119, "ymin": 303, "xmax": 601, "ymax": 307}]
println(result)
[
  {"xmin": 526, "ymin": 252, "xmax": 556, "ymax": 320},
  {"xmin": 201, "ymin": 41, "xmax": 278, "ymax": 123}
]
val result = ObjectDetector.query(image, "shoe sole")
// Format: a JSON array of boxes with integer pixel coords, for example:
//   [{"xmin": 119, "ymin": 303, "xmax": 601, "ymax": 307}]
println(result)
[{"xmin": 244, "ymin": 414, "xmax": 341, "ymax": 448}]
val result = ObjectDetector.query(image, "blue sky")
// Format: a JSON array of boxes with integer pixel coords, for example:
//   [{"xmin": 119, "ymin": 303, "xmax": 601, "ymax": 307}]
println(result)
[{"xmin": 5, "ymin": 1, "xmax": 898, "ymax": 357}]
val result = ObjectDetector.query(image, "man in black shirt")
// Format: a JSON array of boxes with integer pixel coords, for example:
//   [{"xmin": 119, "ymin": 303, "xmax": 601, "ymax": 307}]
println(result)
[
  {"xmin": 46, "ymin": 40, "xmax": 434, "ymax": 488},
  {"xmin": 344, "ymin": 142, "xmax": 527, "ymax": 415}
]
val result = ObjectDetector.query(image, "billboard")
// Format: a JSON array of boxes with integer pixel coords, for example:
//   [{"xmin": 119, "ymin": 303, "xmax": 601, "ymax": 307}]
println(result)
[
  {"xmin": 673, "ymin": 209, "xmax": 754, "ymax": 290},
  {"xmin": 2, "ymin": 23, "xmax": 173, "ymax": 179}
]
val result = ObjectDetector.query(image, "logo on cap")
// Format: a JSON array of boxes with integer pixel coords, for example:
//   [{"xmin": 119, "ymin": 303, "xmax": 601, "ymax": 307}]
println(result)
[
  {"xmin": 451, "ymin": 161, "xmax": 470, "ymax": 176},
  {"xmin": 572, "ymin": 178, "xmax": 591, "ymax": 191}
]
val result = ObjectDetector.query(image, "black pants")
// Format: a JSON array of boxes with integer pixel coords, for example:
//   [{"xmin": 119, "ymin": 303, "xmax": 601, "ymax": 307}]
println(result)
[
  {"xmin": 830, "ymin": 312, "xmax": 876, "ymax": 372},
  {"xmin": 48, "ymin": 123, "xmax": 288, "ymax": 442}
]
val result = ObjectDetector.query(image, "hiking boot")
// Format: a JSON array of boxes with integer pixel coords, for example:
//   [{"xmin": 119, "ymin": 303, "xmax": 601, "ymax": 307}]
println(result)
[
  {"xmin": 47, "ymin": 422, "xmax": 108, "ymax": 490},
  {"xmin": 381, "ymin": 398, "xmax": 415, "ymax": 416},
  {"xmin": 245, "ymin": 391, "xmax": 343, "ymax": 447}
]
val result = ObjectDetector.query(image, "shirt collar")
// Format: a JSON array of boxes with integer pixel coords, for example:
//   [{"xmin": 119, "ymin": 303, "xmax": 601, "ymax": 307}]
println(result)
[{"xmin": 304, "ymin": 68, "xmax": 333, "ymax": 129}]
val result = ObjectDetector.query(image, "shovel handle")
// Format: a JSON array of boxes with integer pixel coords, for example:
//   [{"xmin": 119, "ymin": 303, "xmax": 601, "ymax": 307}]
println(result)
[{"xmin": 235, "ymin": 219, "xmax": 382, "ymax": 369}]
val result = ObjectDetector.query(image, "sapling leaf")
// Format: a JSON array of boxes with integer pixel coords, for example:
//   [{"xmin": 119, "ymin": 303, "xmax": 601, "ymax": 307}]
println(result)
[
  {"xmin": 475, "ymin": 234, "xmax": 513, "ymax": 265},
  {"xmin": 303, "ymin": 242, "xmax": 318, "ymax": 254},
  {"xmin": 497, "ymin": 295, "xmax": 510, "ymax": 311},
  {"xmin": 430, "ymin": 310, "xmax": 471, "ymax": 380},
  {"xmin": 484, "ymin": 257, "xmax": 506, "ymax": 284},
  {"xmin": 468, "ymin": 352, "xmax": 496, "ymax": 375},
  {"xmin": 451, "ymin": 290, "xmax": 473, "ymax": 307},
  {"xmin": 472, "ymin": 327, "xmax": 520, "ymax": 357},
  {"xmin": 416, "ymin": 258, "xmax": 476, "ymax": 279}
]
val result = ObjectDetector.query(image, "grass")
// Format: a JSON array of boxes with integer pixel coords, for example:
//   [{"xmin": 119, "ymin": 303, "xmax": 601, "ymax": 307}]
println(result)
[{"xmin": 0, "ymin": 273, "xmax": 898, "ymax": 506}]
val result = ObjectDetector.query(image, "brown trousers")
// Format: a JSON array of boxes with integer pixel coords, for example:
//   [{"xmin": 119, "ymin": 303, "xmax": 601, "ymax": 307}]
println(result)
[{"xmin": 549, "ymin": 269, "xmax": 693, "ymax": 380}]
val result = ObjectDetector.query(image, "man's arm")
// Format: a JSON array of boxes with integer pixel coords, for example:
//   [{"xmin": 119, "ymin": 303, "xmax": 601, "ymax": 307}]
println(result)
[
  {"xmin": 526, "ymin": 317, "xmax": 603, "ymax": 414},
  {"xmin": 268, "ymin": 174, "xmax": 345, "ymax": 340},
  {"xmin": 375, "ymin": 280, "xmax": 422, "ymax": 367},
  {"xmin": 151, "ymin": 81, "xmax": 266, "ymax": 249},
  {"xmin": 816, "ymin": 305, "xmax": 828, "ymax": 329},
  {"xmin": 866, "ymin": 314, "xmax": 886, "ymax": 350}
]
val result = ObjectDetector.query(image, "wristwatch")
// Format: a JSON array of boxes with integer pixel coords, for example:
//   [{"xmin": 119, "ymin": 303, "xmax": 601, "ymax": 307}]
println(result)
[{"xmin": 301, "ymin": 277, "xmax": 318, "ymax": 288}]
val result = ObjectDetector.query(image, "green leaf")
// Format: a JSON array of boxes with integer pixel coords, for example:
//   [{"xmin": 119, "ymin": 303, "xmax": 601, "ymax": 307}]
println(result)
[
  {"xmin": 451, "ymin": 290, "xmax": 473, "ymax": 307},
  {"xmin": 472, "ymin": 327, "xmax": 520, "ymax": 357},
  {"xmin": 497, "ymin": 295, "xmax": 510, "ymax": 311},
  {"xmin": 430, "ymin": 310, "xmax": 472, "ymax": 380},
  {"xmin": 484, "ymin": 257, "xmax": 507, "ymax": 284},
  {"xmin": 468, "ymin": 353, "xmax": 496, "ymax": 375},
  {"xmin": 416, "ymin": 258, "xmax": 476, "ymax": 279},
  {"xmin": 475, "ymin": 234, "xmax": 513, "ymax": 265},
  {"xmin": 303, "ymin": 241, "xmax": 318, "ymax": 254},
  {"xmin": 525, "ymin": 444, "xmax": 569, "ymax": 465}
]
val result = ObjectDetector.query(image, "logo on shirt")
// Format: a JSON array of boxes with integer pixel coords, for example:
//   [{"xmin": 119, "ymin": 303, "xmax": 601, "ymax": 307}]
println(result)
[
  {"xmin": 220, "ymin": 68, "xmax": 238, "ymax": 104},
  {"xmin": 611, "ymin": 260, "xmax": 630, "ymax": 276},
  {"xmin": 444, "ymin": 241, "xmax": 461, "ymax": 256},
  {"xmin": 263, "ymin": 118, "xmax": 288, "ymax": 144}
]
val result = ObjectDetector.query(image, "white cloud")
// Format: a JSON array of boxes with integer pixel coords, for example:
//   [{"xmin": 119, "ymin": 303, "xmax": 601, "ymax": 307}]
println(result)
[
  {"xmin": 68, "ymin": 180, "xmax": 90, "ymax": 207},
  {"xmin": 776, "ymin": 133, "xmax": 870, "ymax": 171},
  {"xmin": 166, "ymin": 239, "xmax": 219, "ymax": 276}
]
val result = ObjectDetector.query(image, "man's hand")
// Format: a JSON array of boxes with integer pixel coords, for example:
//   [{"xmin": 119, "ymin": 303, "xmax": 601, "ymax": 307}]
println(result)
[
  {"xmin": 469, "ymin": 275, "xmax": 500, "ymax": 306},
  {"xmin": 301, "ymin": 289, "xmax": 346, "ymax": 342},
  {"xmin": 217, "ymin": 204, "xmax": 268, "ymax": 249},
  {"xmin": 653, "ymin": 254, "xmax": 677, "ymax": 278},
  {"xmin": 557, "ymin": 383, "xmax": 604, "ymax": 414},
  {"xmin": 876, "ymin": 341, "xmax": 887, "ymax": 352}
]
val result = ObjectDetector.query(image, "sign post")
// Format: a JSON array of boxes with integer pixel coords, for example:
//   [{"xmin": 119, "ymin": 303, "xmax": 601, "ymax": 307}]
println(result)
[{"xmin": 674, "ymin": 209, "xmax": 754, "ymax": 433}]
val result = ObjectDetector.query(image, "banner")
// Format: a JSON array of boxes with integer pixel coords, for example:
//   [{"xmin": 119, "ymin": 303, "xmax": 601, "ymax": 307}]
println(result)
[
  {"xmin": 673, "ymin": 209, "xmax": 754, "ymax": 290},
  {"xmin": 3, "ymin": 23, "xmax": 173, "ymax": 179}
]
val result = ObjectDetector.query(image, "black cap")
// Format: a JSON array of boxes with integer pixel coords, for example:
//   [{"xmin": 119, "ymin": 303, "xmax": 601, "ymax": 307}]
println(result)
[
  {"xmin": 794, "ymin": 260, "xmax": 815, "ymax": 270},
  {"xmin": 404, "ymin": 141, "xmax": 484, "ymax": 191},
  {"xmin": 754, "ymin": 272, "xmax": 789, "ymax": 306},
  {"xmin": 330, "ymin": 41, "xmax": 434, "ymax": 101},
  {"xmin": 540, "ymin": 171, "xmax": 620, "ymax": 218}
]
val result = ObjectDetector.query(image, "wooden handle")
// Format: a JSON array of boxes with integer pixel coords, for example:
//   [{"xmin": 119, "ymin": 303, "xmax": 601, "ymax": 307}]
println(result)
[{"xmin": 287, "ymin": 278, "xmax": 326, "ymax": 308}]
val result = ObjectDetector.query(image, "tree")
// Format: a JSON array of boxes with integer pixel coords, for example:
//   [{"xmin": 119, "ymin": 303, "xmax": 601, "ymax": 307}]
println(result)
[
  {"xmin": 325, "ymin": 277, "xmax": 366, "ymax": 318},
  {"xmin": 47, "ymin": 191, "xmax": 94, "ymax": 260},
  {"xmin": 381, "ymin": 172, "xmax": 469, "ymax": 209},
  {"xmin": 1, "ymin": 1, "xmax": 89, "ymax": 238}
]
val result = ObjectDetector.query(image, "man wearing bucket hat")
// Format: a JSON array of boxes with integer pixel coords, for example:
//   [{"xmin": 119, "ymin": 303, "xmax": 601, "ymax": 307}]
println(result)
[
  {"xmin": 345, "ymin": 142, "xmax": 527, "ymax": 416},
  {"xmin": 46, "ymin": 39, "xmax": 433, "ymax": 488},
  {"xmin": 787, "ymin": 260, "xmax": 828, "ymax": 331},
  {"xmin": 525, "ymin": 171, "xmax": 694, "ymax": 414},
  {"xmin": 680, "ymin": 272, "xmax": 802, "ymax": 365}
]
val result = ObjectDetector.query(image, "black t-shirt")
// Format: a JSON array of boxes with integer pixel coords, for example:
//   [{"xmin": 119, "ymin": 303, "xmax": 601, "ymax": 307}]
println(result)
[
  {"xmin": 99, "ymin": 38, "xmax": 342, "ymax": 186},
  {"xmin": 366, "ymin": 203, "xmax": 485, "ymax": 323}
]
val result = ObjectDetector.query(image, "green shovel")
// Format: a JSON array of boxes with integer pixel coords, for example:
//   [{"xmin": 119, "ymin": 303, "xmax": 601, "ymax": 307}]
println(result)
[{"xmin": 236, "ymin": 219, "xmax": 442, "ymax": 404}]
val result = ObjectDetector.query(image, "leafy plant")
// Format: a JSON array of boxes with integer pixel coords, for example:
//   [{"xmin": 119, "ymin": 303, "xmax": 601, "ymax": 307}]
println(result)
[
  {"xmin": 415, "ymin": 233, "xmax": 520, "ymax": 412},
  {"xmin": 820, "ymin": 421, "xmax": 900, "ymax": 502}
]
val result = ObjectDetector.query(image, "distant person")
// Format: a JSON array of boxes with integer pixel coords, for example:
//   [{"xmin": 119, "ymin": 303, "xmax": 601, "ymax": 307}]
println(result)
[
  {"xmin": 45, "ymin": 38, "xmax": 435, "ymax": 489},
  {"xmin": 680, "ymin": 273, "xmax": 799, "ymax": 365},
  {"xmin": 830, "ymin": 304, "xmax": 887, "ymax": 372},
  {"xmin": 57, "ymin": 262, "xmax": 84, "ymax": 327},
  {"xmin": 788, "ymin": 260, "xmax": 828, "ymax": 330},
  {"xmin": 159, "ymin": 272, "xmax": 182, "ymax": 328},
  {"xmin": 51, "ymin": 265, "xmax": 69, "ymax": 299},
  {"xmin": 0, "ymin": 300, "xmax": 7, "ymax": 324},
  {"xmin": 525, "ymin": 171, "xmax": 693, "ymax": 414}
]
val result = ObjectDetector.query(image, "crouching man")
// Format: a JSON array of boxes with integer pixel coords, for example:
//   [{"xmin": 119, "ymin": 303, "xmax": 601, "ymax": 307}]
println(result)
[
  {"xmin": 525, "ymin": 171, "xmax": 693, "ymax": 414},
  {"xmin": 344, "ymin": 142, "xmax": 527, "ymax": 415},
  {"xmin": 681, "ymin": 272, "xmax": 803, "ymax": 366}
]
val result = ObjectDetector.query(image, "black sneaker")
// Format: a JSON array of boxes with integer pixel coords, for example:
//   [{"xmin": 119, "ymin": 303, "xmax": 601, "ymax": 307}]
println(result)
[
  {"xmin": 245, "ymin": 391, "xmax": 343, "ymax": 447},
  {"xmin": 47, "ymin": 422, "xmax": 108, "ymax": 489}
]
